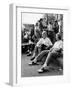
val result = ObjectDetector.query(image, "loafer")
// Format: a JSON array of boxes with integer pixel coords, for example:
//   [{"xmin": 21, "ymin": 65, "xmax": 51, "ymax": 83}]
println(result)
[
  {"xmin": 27, "ymin": 53, "xmax": 32, "ymax": 56},
  {"xmin": 37, "ymin": 69, "xmax": 44, "ymax": 73},
  {"xmin": 37, "ymin": 67, "xmax": 48, "ymax": 73},
  {"xmin": 28, "ymin": 61, "xmax": 38, "ymax": 65},
  {"xmin": 30, "ymin": 57, "xmax": 35, "ymax": 61}
]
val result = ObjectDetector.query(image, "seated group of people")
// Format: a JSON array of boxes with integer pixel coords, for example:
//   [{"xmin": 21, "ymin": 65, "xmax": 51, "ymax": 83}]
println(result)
[
  {"xmin": 24, "ymin": 20, "xmax": 59, "ymax": 56},
  {"xmin": 22, "ymin": 19, "xmax": 63, "ymax": 73},
  {"xmin": 28, "ymin": 31, "xmax": 63, "ymax": 73}
]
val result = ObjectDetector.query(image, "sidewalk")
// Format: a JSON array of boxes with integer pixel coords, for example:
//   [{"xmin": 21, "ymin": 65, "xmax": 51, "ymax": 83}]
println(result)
[{"xmin": 21, "ymin": 54, "xmax": 63, "ymax": 77}]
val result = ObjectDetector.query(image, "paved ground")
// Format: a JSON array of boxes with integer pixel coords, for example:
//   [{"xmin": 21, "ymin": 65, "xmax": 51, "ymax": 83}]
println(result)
[{"xmin": 21, "ymin": 54, "xmax": 63, "ymax": 77}]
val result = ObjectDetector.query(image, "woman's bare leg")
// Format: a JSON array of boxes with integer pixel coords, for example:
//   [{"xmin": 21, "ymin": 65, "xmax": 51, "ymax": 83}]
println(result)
[
  {"xmin": 33, "ymin": 50, "xmax": 49, "ymax": 63},
  {"xmin": 40, "ymin": 51, "xmax": 56, "ymax": 68},
  {"xmin": 42, "ymin": 52, "xmax": 52, "ymax": 68},
  {"xmin": 37, "ymin": 52, "xmax": 53, "ymax": 72}
]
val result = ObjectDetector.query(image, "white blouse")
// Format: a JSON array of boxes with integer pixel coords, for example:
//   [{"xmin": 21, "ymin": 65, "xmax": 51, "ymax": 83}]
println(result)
[
  {"xmin": 36, "ymin": 37, "xmax": 52, "ymax": 47},
  {"xmin": 53, "ymin": 40, "xmax": 63, "ymax": 50}
]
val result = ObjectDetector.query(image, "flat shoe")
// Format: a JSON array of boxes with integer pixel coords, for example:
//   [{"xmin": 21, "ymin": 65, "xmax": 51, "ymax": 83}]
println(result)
[
  {"xmin": 28, "ymin": 62, "xmax": 38, "ymax": 65},
  {"xmin": 37, "ymin": 67, "xmax": 49, "ymax": 73},
  {"xmin": 27, "ymin": 53, "xmax": 32, "ymax": 56},
  {"xmin": 30, "ymin": 57, "xmax": 35, "ymax": 61},
  {"xmin": 37, "ymin": 69, "xmax": 44, "ymax": 73}
]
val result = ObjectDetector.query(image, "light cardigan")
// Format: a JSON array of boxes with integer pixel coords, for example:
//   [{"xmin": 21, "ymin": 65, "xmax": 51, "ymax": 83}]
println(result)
[
  {"xmin": 36, "ymin": 37, "xmax": 52, "ymax": 47},
  {"xmin": 53, "ymin": 40, "xmax": 63, "ymax": 50}
]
